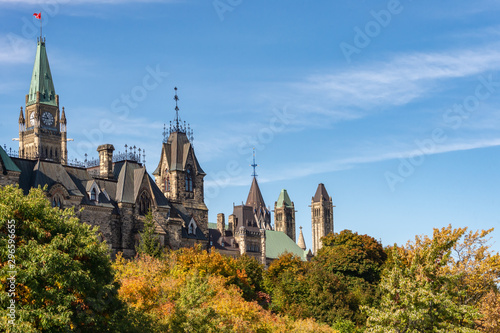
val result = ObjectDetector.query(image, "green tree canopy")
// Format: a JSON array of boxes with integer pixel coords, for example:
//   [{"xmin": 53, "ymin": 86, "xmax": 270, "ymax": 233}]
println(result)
[
  {"xmin": 0, "ymin": 185, "xmax": 147, "ymax": 333},
  {"xmin": 136, "ymin": 210, "xmax": 162, "ymax": 258}
]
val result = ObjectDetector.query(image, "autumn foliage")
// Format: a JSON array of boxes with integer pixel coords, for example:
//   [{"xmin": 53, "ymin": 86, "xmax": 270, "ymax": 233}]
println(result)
[{"xmin": 1, "ymin": 184, "xmax": 499, "ymax": 333}]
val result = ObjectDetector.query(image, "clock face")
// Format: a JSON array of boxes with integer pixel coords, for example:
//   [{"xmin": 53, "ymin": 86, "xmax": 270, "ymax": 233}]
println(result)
[
  {"xmin": 42, "ymin": 112, "xmax": 54, "ymax": 126},
  {"xmin": 29, "ymin": 113, "xmax": 35, "ymax": 126}
]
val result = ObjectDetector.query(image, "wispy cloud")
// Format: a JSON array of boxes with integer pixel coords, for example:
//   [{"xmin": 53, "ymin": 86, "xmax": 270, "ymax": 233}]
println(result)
[
  {"xmin": 296, "ymin": 46, "xmax": 500, "ymax": 111},
  {"xmin": 0, "ymin": 35, "xmax": 32, "ymax": 64},
  {"xmin": 205, "ymin": 137, "xmax": 500, "ymax": 189}
]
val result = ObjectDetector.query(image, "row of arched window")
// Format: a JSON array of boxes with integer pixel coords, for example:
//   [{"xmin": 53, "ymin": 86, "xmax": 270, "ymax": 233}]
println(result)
[
  {"xmin": 163, "ymin": 167, "xmax": 194, "ymax": 193},
  {"xmin": 247, "ymin": 244, "xmax": 260, "ymax": 252}
]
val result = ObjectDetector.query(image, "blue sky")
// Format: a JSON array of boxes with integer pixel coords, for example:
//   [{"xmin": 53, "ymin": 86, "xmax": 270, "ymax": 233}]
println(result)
[{"xmin": 1, "ymin": 0, "xmax": 500, "ymax": 253}]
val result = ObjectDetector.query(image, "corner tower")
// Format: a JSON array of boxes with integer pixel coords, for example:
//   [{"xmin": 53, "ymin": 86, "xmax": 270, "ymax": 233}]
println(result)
[
  {"xmin": 153, "ymin": 88, "xmax": 208, "ymax": 233},
  {"xmin": 311, "ymin": 183, "xmax": 334, "ymax": 255},
  {"xmin": 274, "ymin": 189, "xmax": 296, "ymax": 241},
  {"xmin": 18, "ymin": 37, "xmax": 67, "ymax": 164}
]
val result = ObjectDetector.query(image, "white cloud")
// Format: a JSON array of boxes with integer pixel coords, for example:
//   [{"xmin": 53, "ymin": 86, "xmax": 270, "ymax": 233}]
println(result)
[
  {"xmin": 0, "ymin": 34, "xmax": 32, "ymax": 64},
  {"xmin": 297, "ymin": 46, "xmax": 500, "ymax": 111},
  {"xmin": 205, "ymin": 137, "xmax": 500, "ymax": 189}
]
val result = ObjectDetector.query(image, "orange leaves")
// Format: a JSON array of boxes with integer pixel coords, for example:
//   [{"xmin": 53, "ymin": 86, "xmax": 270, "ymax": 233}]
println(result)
[{"xmin": 113, "ymin": 248, "xmax": 337, "ymax": 332}]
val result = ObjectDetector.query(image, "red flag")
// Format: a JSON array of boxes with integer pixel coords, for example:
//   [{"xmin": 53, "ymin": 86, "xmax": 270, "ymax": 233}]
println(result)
[{"xmin": 33, "ymin": 13, "xmax": 41, "ymax": 19}]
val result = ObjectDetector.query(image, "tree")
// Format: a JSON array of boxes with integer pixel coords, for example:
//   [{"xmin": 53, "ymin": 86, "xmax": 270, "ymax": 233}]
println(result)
[
  {"xmin": 364, "ymin": 226, "xmax": 480, "ymax": 333},
  {"xmin": 313, "ymin": 230, "xmax": 387, "ymax": 325},
  {"xmin": 0, "ymin": 185, "xmax": 147, "ymax": 332},
  {"xmin": 135, "ymin": 210, "xmax": 162, "ymax": 258}
]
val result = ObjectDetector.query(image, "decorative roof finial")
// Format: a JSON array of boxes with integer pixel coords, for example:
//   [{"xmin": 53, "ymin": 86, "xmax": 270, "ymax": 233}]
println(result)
[
  {"xmin": 174, "ymin": 87, "xmax": 180, "ymax": 131},
  {"xmin": 251, "ymin": 148, "xmax": 258, "ymax": 178}
]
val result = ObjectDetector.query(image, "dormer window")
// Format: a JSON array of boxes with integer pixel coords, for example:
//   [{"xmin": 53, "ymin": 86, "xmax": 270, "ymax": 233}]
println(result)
[
  {"xmin": 90, "ymin": 188, "xmax": 97, "ymax": 201},
  {"xmin": 188, "ymin": 218, "xmax": 197, "ymax": 235}
]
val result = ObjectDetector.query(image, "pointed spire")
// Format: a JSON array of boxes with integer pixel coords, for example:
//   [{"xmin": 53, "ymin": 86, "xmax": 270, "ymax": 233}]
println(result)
[
  {"xmin": 250, "ymin": 148, "xmax": 258, "ymax": 178},
  {"xmin": 18, "ymin": 107, "xmax": 25, "ymax": 123},
  {"xmin": 246, "ymin": 177, "xmax": 266, "ymax": 211},
  {"xmin": 60, "ymin": 107, "xmax": 66, "ymax": 123},
  {"xmin": 276, "ymin": 189, "xmax": 293, "ymax": 208},
  {"xmin": 298, "ymin": 226, "xmax": 306, "ymax": 250},
  {"xmin": 27, "ymin": 38, "xmax": 57, "ymax": 107},
  {"xmin": 312, "ymin": 183, "xmax": 330, "ymax": 202}
]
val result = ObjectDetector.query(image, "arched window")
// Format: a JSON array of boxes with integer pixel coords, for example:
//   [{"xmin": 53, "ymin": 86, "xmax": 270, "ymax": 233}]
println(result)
[
  {"xmin": 90, "ymin": 188, "xmax": 97, "ymax": 201},
  {"xmin": 139, "ymin": 191, "xmax": 151, "ymax": 216},
  {"xmin": 52, "ymin": 195, "xmax": 63, "ymax": 209},
  {"xmin": 185, "ymin": 168, "xmax": 193, "ymax": 192},
  {"xmin": 188, "ymin": 223, "xmax": 194, "ymax": 234}
]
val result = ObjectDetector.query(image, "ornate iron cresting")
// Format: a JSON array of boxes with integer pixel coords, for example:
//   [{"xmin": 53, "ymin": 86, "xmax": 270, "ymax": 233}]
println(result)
[{"xmin": 3, "ymin": 143, "xmax": 146, "ymax": 168}]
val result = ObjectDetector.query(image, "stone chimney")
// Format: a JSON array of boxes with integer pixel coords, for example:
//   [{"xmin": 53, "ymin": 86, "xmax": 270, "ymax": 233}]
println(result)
[
  {"xmin": 217, "ymin": 213, "xmax": 225, "ymax": 234},
  {"xmin": 228, "ymin": 214, "xmax": 235, "ymax": 234},
  {"xmin": 97, "ymin": 144, "xmax": 115, "ymax": 179}
]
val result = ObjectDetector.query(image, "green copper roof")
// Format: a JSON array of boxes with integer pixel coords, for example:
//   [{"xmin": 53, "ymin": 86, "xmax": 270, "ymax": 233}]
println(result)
[
  {"xmin": 27, "ymin": 39, "xmax": 57, "ymax": 106},
  {"xmin": 265, "ymin": 230, "xmax": 307, "ymax": 261},
  {"xmin": 0, "ymin": 146, "xmax": 21, "ymax": 173},
  {"xmin": 276, "ymin": 189, "xmax": 293, "ymax": 208}
]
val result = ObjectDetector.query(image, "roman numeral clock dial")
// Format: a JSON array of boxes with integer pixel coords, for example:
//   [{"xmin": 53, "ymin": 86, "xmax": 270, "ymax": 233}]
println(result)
[{"xmin": 42, "ymin": 112, "xmax": 54, "ymax": 126}]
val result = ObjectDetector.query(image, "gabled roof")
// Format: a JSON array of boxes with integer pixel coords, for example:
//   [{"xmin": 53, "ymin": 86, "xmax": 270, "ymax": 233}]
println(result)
[
  {"xmin": 246, "ymin": 177, "xmax": 266, "ymax": 210},
  {"xmin": 27, "ymin": 39, "xmax": 57, "ymax": 106},
  {"xmin": 32, "ymin": 160, "xmax": 82, "ymax": 197},
  {"xmin": 0, "ymin": 145, "xmax": 21, "ymax": 173},
  {"xmin": 154, "ymin": 132, "xmax": 205, "ymax": 176},
  {"xmin": 266, "ymin": 230, "xmax": 308, "ymax": 261},
  {"xmin": 313, "ymin": 183, "xmax": 330, "ymax": 202},
  {"xmin": 276, "ymin": 189, "xmax": 293, "ymax": 208}
]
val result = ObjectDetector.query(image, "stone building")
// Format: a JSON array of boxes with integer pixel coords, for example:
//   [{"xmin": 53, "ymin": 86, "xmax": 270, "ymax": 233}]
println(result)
[
  {"xmin": 311, "ymin": 183, "xmax": 335, "ymax": 254},
  {"xmin": 208, "ymin": 170, "xmax": 312, "ymax": 266},
  {"xmin": 274, "ymin": 189, "xmax": 296, "ymax": 242},
  {"xmin": 0, "ymin": 37, "xmax": 208, "ymax": 258},
  {"xmin": 1, "ymin": 37, "xmax": 332, "ymax": 264}
]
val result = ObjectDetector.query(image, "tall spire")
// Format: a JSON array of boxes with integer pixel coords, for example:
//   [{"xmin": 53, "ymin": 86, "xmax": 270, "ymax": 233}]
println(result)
[
  {"xmin": 167, "ymin": 87, "xmax": 193, "ymax": 142},
  {"xmin": 298, "ymin": 227, "xmax": 306, "ymax": 250},
  {"xmin": 251, "ymin": 148, "xmax": 258, "ymax": 178},
  {"xmin": 27, "ymin": 38, "xmax": 57, "ymax": 107}
]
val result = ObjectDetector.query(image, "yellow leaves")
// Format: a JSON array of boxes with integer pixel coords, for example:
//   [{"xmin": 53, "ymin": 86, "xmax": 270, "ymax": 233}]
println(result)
[
  {"xmin": 113, "ymin": 249, "xmax": 336, "ymax": 332},
  {"xmin": 476, "ymin": 290, "xmax": 500, "ymax": 333}
]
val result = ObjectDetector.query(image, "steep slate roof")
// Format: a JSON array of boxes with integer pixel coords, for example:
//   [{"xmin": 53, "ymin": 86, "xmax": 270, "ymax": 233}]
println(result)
[
  {"xmin": 27, "ymin": 39, "xmax": 57, "ymax": 106},
  {"xmin": 276, "ymin": 189, "xmax": 293, "ymax": 208},
  {"xmin": 32, "ymin": 161, "xmax": 82, "ymax": 197},
  {"xmin": 265, "ymin": 230, "xmax": 308, "ymax": 261},
  {"xmin": 153, "ymin": 131, "xmax": 205, "ymax": 175},
  {"xmin": 246, "ymin": 177, "xmax": 266, "ymax": 210},
  {"xmin": 312, "ymin": 183, "xmax": 330, "ymax": 202},
  {"xmin": 0, "ymin": 145, "xmax": 21, "ymax": 173}
]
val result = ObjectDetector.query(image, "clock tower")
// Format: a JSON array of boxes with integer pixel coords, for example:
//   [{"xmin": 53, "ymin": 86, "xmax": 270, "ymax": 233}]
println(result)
[{"xmin": 18, "ymin": 37, "xmax": 67, "ymax": 164}]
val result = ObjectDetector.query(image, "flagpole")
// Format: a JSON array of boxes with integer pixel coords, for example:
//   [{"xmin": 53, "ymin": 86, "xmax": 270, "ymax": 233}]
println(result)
[{"xmin": 40, "ymin": 14, "xmax": 42, "ymax": 40}]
